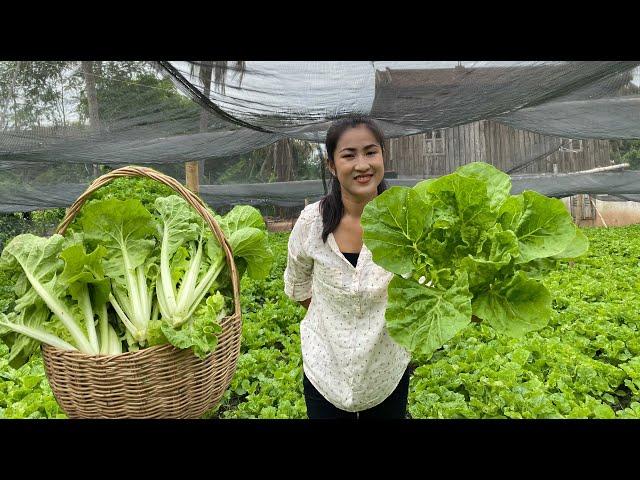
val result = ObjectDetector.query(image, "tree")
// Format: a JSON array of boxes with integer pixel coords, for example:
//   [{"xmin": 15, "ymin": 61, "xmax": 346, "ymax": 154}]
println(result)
[
  {"xmin": 0, "ymin": 61, "xmax": 202, "ymax": 184},
  {"xmin": 611, "ymin": 139, "xmax": 640, "ymax": 170},
  {"xmin": 186, "ymin": 61, "xmax": 247, "ymax": 192},
  {"xmin": 81, "ymin": 61, "xmax": 101, "ymax": 132},
  {"xmin": 81, "ymin": 61, "xmax": 102, "ymax": 176},
  {"xmin": 0, "ymin": 61, "xmax": 74, "ymax": 130},
  {"xmin": 205, "ymin": 138, "xmax": 320, "ymax": 185},
  {"xmin": 185, "ymin": 61, "xmax": 321, "ymax": 186},
  {"xmin": 608, "ymin": 68, "xmax": 640, "ymax": 169}
]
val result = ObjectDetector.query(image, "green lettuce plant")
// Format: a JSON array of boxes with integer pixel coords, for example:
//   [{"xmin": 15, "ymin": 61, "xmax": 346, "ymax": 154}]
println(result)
[
  {"xmin": 0, "ymin": 195, "xmax": 274, "ymax": 360},
  {"xmin": 78, "ymin": 198, "xmax": 158, "ymax": 349},
  {"xmin": 361, "ymin": 162, "xmax": 588, "ymax": 357},
  {"xmin": 0, "ymin": 234, "xmax": 116, "ymax": 355},
  {"xmin": 149, "ymin": 196, "xmax": 274, "ymax": 357}
]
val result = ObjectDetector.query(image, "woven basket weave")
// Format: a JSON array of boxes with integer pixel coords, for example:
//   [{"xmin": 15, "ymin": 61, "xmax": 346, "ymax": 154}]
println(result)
[{"xmin": 41, "ymin": 166, "xmax": 242, "ymax": 419}]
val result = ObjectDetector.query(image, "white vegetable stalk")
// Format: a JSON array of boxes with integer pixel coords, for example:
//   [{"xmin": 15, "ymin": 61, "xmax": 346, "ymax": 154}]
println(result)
[
  {"xmin": 0, "ymin": 318, "xmax": 77, "ymax": 351},
  {"xmin": 125, "ymin": 330, "xmax": 139, "ymax": 351},
  {"xmin": 98, "ymin": 303, "xmax": 110, "ymax": 355},
  {"xmin": 112, "ymin": 286, "xmax": 133, "ymax": 323},
  {"xmin": 160, "ymin": 225, "xmax": 178, "ymax": 313},
  {"xmin": 77, "ymin": 285, "xmax": 100, "ymax": 352},
  {"xmin": 122, "ymin": 254, "xmax": 142, "ymax": 315},
  {"xmin": 109, "ymin": 293, "xmax": 142, "ymax": 342},
  {"xmin": 183, "ymin": 258, "xmax": 225, "ymax": 323},
  {"xmin": 137, "ymin": 266, "xmax": 151, "ymax": 322},
  {"xmin": 110, "ymin": 257, "xmax": 154, "ymax": 344},
  {"xmin": 23, "ymin": 270, "xmax": 95, "ymax": 354},
  {"xmin": 155, "ymin": 279, "xmax": 171, "ymax": 321},
  {"xmin": 173, "ymin": 240, "xmax": 203, "ymax": 318},
  {"xmin": 108, "ymin": 324, "xmax": 122, "ymax": 354},
  {"xmin": 159, "ymin": 238, "xmax": 226, "ymax": 328}
]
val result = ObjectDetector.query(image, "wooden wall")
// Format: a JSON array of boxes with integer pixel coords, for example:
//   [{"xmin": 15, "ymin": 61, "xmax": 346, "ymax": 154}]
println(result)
[{"xmin": 386, "ymin": 120, "xmax": 612, "ymax": 177}]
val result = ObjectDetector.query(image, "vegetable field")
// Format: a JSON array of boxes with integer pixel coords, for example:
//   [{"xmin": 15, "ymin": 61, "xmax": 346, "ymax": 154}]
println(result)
[{"xmin": 2, "ymin": 221, "xmax": 640, "ymax": 418}]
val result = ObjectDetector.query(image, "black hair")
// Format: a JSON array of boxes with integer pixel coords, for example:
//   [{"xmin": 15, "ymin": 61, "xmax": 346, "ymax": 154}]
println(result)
[{"xmin": 319, "ymin": 114, "xmax": 388, "ymax": 243}]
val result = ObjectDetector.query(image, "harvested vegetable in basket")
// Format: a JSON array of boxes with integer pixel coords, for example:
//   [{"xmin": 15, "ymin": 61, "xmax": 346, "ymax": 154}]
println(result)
[{"xmin": 0, "ymin": 196, "xmax": 273, "ymax": 359}]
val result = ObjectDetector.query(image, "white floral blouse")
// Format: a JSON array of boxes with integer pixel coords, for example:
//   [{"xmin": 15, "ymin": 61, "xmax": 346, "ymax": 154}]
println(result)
[{"xmin": 284, "ymin": 201, "xmax": 411, "ymax": 412}]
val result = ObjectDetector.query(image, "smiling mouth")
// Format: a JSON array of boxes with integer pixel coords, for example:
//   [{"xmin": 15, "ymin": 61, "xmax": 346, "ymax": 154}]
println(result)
[{"xmin": 354, "ymin": 174, "xmax": 374, "ymax": 184}]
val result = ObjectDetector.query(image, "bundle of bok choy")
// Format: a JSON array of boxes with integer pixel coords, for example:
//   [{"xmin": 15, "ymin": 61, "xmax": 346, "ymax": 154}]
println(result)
[{"xmin": 0, "ymin": 196, "xmax": 273, "ymax": 360}]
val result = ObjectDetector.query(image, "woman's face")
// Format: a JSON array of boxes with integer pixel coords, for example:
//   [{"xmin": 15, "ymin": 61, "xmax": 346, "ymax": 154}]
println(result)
[{"xmin": 329, "ymin": 125, "xmax": 385, "ymax": 202}]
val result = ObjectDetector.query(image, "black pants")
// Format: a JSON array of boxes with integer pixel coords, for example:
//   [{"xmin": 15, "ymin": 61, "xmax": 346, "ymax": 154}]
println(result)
[{"xmin": 303, "ymin": 368, "xmax": 411, "ymax": 419}]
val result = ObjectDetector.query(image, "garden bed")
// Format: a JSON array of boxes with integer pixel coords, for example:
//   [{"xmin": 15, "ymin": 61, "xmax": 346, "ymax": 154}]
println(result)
[{"xmin": 3, "ymin": 223, "xmax": 640, "ymax": 418}]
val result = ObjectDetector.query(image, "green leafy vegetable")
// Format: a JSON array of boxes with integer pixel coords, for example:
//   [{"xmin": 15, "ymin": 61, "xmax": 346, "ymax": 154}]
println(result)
[
  {"xmin": 386, "ymin": 271, "xmax": 472, "ymax": 356},
  {"xmin": 0, "ymin": 234, "xmax": 96, "ymax": 354},
  {"xmin": 155, "ymin": 198, "xmax": 274, "ymax": 327},
  {"xmin": 362, "ymin": 161, "xmax": 588, "ymax": 357},
  {"xmin": 0, "ymin": 189, "xmax": 273, "ymax": 361},
  {"xmin": 79, "ymin": 198, "xmax": 157, "ymax": 346}
]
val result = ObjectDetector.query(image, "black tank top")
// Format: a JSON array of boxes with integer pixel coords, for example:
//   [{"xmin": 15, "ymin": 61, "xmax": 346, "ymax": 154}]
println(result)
[{"xmin": 341, "ymin": 251, "xmax": 360, "ymax": 268}]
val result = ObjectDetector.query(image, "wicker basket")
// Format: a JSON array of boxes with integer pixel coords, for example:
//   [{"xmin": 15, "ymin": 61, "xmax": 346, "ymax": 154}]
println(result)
[{"xmin": 40, "ymin": 166, "xmax": 242, "ymax": 419}]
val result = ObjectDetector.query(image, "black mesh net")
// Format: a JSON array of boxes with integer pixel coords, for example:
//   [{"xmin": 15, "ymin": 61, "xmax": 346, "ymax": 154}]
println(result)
[{"xmin": 1, "ymin": 60, "xmax": 639, "ymax": 214}]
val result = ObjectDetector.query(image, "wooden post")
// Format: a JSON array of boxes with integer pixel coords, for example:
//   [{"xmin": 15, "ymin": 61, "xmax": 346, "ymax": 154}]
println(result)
[
  {"xmin": 186, "ymin": 161, "xmax": 199, "ymax": 193},
  {"xmin": 576, "ymin": 194, "xmax": 584, "ymax": 226},
  {"xmin": 590, "ymin": 197, "xmax": 608, "ymax": 228}
]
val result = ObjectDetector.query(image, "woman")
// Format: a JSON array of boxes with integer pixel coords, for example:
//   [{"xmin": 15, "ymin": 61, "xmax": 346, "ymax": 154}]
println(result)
[{"xmin": 284, "ymin": 115, "xmax": 412, "ymax": 419}]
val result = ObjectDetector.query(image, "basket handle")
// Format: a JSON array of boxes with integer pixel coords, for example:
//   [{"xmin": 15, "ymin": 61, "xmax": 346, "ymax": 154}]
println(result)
[{"xmin": 55, "ymin": 165, "xmax": 241, "ymax": 320}]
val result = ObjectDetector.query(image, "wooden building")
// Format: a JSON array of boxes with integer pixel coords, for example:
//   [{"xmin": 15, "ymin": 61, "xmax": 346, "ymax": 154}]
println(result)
[
  {"xmin": 385, "ymin": 122, "xmax": 638, "ymax": 228},
  {"xmin": 374, "ymin": 65, "xmax": 614, "ymax": 177},
  {"xmin": 385, "ymin": 120, "xmax": 612, "ymax": 178}
]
